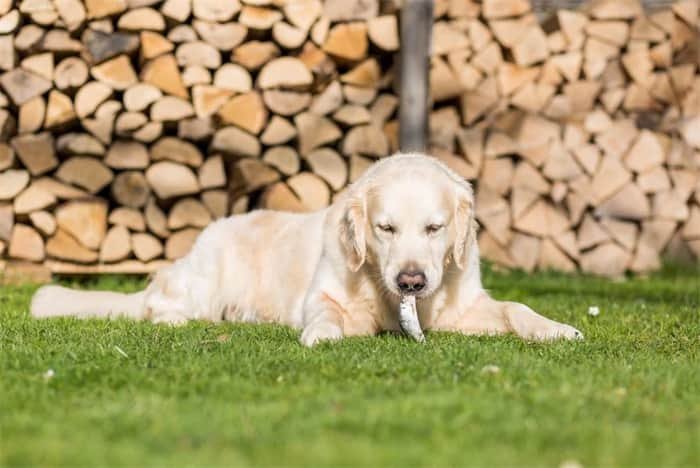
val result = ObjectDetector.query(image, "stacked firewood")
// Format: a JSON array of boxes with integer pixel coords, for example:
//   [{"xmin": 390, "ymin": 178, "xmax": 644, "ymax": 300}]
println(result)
[{"xmin": 0, "ymin": 0, "xmax": 698, "ymax": 278}]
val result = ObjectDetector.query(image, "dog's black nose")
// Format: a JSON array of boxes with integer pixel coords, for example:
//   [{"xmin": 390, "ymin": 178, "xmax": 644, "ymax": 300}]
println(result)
[{"xmin": 397, "ymin": 270, "xmax": 426, "ymax": 293}]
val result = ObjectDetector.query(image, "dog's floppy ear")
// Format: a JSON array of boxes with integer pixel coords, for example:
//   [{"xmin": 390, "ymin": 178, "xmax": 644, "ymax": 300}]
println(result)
[
  {"xmin": 452, "ymin": 181, "xmax": 478, "ymax": 270},
  {"xmin": 339, "ymin": 195, "xmax": 367, "ymax": 272}
]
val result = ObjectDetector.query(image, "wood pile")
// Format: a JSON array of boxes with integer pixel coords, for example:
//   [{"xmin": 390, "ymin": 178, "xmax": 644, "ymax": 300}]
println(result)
[{"xmin": 0, "ymin": 0, "xmax": 698, "ymax": 279}]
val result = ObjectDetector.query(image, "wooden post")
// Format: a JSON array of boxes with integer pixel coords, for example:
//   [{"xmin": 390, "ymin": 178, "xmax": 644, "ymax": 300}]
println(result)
[{"xmin": 399, "ymin": 0, "xmax": 433, "ymax": 153}]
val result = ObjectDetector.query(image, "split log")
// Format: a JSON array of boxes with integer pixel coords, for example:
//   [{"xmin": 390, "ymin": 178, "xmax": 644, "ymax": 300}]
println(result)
[
  {"xmin": 141, "ymin": 54, "xmax": 188, "ymax": 99},
  {"xmin": 99, "ymin": 225, "xmax": 131, "ymax": 263},
  {"xmin": 192, "ymin": 85, "xmax": 232, "ymax": 118},
  {"xmin": 260, "ymin": 116, "xmax": 297, "ymax": 145},
  {"xmin": 8, "ymin": 224, "xmax": 45, "ymax": 262},
  {"xmin": 21, "ymin": 53, "xmax": 53, "ymax": 81},
  {"xmin": 304, "ymin": 148, "xmax": 347, "ymax": 191},
  {"xmin": 201, "ymin": 189, "xmax": 228, "ymax": 219},
  {"xmin": 0, "ymin": 170, "xmax": 29, "ymax": 200},
  {"xmin": 151, "ymin": 137, "xmax": 203, "ymax": 167},
  {"xmin": 118, "ymin": 8, "xmax": 166, "ymax": 31},
  {"xmin": 287, "ymin": 172, "xmax": 330, "ymax": 211},
  {"xmin": 11, "ymin": 132, "xmax": 58, "ymax": 176},
  {"xmin": 55, "ymin": 200, "xmax": 108, "ymax": 250},
  {"xmin": 18, "ymin": 96, "xmax": 45, "ymax": 134},
  {"xmin": 262, "ymin": 146, "xmax": 300, "ymax": 176},
  {"xmin": 13, "ymin": 185, "xmax": 56, "ymax": 216},
  {"xmin": 146, "ymin": 162, "xmax": 199, "ymax": 199},
  {"xmin": 167, "ymin": 198, "xmax": 212, "ymax": 230},
  {"xmin": 145, "ymin": 198, "xmax": 170, "ymax": 238},
  {"xmin": 56, "ymin": 157, "xmax": 113, "ymax": 194},
  {"xmin": 165, "ymin": 228, "xmax": 200, "ymax": 259},
  {"xmin": 75, "ymin": 81, "xmax": 112, "ymax": 118},
  {"xmin": 211, "ymin": 126, "xmax": 261, "ymax": 158},
  {"xmin": 322, "ymin": 22, "xmax": 368, "ymax": 62},
  {"xmin": 218, "ymin": 91, "xmax": 268, "ymax": 134},
  {"xmin": 295, "ymin": 112, "xmax": 342, "ymax": 155},
  {"xmin": 132, "ymin": 232, "xmax": 163, "ymax": 261},
  {"xmin": 46, "ymin": 229, "xmax": 98, "ymax": 263},
  {"xmin": 213, "ymin": 63, "xmax": 252, "ymax": 92},
  {"xmin": 109, "ymin": 207, "xmax": 146, "ymax": 231},
  {"xmin": 193, "ymin": 20, "xmax": 247, "ymax": 51},
  {"xmin": 44, "ymin": 90, "xmax": 75, "ymax": 128},
  {"xmin": 232, "ymin": 41, "xmax": 280, "ymax": 70}
]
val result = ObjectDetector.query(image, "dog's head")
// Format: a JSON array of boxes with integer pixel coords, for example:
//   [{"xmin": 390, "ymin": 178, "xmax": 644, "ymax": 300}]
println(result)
[{"xmin": 339, "ymin": 154, "xmax": 477, "ymax": 298}]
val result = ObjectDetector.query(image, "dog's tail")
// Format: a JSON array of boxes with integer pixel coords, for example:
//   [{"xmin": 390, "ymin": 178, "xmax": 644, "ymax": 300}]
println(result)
[{"xmin": 30, "ymin": 285, "xmax": 147, "ymax": 320}]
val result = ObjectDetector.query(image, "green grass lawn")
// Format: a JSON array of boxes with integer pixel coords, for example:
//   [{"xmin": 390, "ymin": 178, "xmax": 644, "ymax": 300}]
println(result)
[{"xmin": 1, "ymin": 266, "xmax": 699, "ymax": 466}]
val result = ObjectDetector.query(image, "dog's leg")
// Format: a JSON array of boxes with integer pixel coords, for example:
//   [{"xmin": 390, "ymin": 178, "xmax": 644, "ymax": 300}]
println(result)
[
  {"xmin": 299, "ymin": 293, "xmax": 345, "ymax": 347},
  {"xmin": 445, "ymin": 295, "xmax": 583, "ymax": 340}
]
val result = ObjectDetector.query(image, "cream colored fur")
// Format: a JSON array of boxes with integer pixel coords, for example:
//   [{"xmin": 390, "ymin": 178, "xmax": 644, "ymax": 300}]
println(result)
[{"xmin": 31, "ymin": 153, "xmax": 583, "ymax": 345}]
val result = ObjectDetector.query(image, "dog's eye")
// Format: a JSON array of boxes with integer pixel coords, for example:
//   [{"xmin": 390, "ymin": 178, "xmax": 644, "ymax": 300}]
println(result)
[
  {"xmin": 426, "ymin": 224, "xmax": 444, "ymax": 234},
  {"xmin": 377, "ymin": 223, "xmax": 395, "ymax": 234}
]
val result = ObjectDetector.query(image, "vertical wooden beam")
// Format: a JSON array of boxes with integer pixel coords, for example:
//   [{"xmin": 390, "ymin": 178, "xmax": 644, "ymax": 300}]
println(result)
[{"xmin": 399, "ymin": 0, "xmax": 433, "ymax": 153}]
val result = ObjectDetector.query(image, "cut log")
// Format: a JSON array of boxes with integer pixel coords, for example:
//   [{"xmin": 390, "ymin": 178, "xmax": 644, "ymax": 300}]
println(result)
[
  {"xmin": 432, "ymin": 21, "xmax": 469, "ymax": 56},
  {"xmin": 56, "ymin": 157, "xmax": 113, "ymax": 194},
  {"xmin": 165, "ymin": 228, "xmax": 201, "ymax": 259},
  {"xmin": 32, "ymin": 177, "xmax": 87, "ymax": 200},
  {"xmin": 0, "ymin": 68, "xmax": 52, "ymax": 106},
  {"xmin": 262, "ymin": 90, "xmax": 311, "ymax": 116},
  {"xmin": 55, "ymin": 200, "xmax": 108, "ymax": 250},
  {"xmin": 257, "ymin": 57, "xmax": 313, "ymax": 91},
  {"xmin": 132, "ymin": 122, "xmax": 162, "ymax": 143},
  {"xmin": 368, "ymin": 15, "xmax": 399, "ymax": 51},
  {"xmin": 512, "ymin": 25, "xmax": 549, "ymax": 67},
  {"xmin": 104, "ymin": 140, "xmax": 149, "ymax": 169},
  {"xmin": 13, "ymin": 184, "xmax": 56, "ymax": 214},
  {"xmin": 482, "ymin": 0, "xmax": 530, "ymax": 19},
  {"xmin": 577, "ymin": 214, "xmax": 610, "ymax": 250},
  {"xmin": 140, "ymin": 30, "xmax": 174, "ymax": 59},
  {"xmin": 161, "ymin": 0, "xmax": 191, "ymax": 22},
  {"xmin": 218, "ymin": 91, "xmax": 268, "ymax": 134},
  {"xmin": 538, "ymin": 239, "xmax": 576, "ymax": 272},
  {"xmin": 600, "ymin": 217, "xmax": 638, "ymax": 251},
  {"xmin": 479, "ymin": 231, "xmax": 515, "ymax": 268},
  {"xmin": 146, "ymin": 162, "xmax": 199, "ymax": 199},
  {"xmin": 273, "ymin": 21, "xmax": 307, "ymax": 49},
  {"xmin": 309, "ymin": 80, "xmax": 343, "ymax": 115},
  {"xmin": 109, "ymin": 207, "xmax": 146, "ymax": 231},
  {"xmin": 0, "ymin": 203, "xmax": 12, "ymax": 241},
  {"xmin": 283, "ymin": 0, "xmax": 322, "ymax": 31},
  {"xmin": 624, "ymin": 130, "xmax": 665, "ymax": 173},
  {"xmin": 168, "ymin": 198, "xmax": 211, "ymax": 230},
  {"xmin": 46, "ymin": 229, "xmax": 98, "ymax": 263},
  {"xmin": 586, "ymin": 20, "xmax": 629, "ymax": 46},
  {"xmin": 211, "ymin": 126, "xmax": 261, "ymax": 158},
  {"xmin": 201, "ymin": 189, "xmax": 228, "ymax": 218},
  {"xmin": 322, "ymin": 22, "xmax": 368, "ymax": 62},
  {"xmin": 0, "ymin": 32, "xmax": 13, "ymax": 71},
  {"xmin": 590, "ymin": 0, "xmax": 643, "ymax": 20},
  {"xmin": 341, "ymin": 125, "xmax": 389, "ymax": 157},
  {"xmin": 111, "ymin": 171, "xmax": 151, "ymax": 208},
  {"xmin": 54, "ymin": 57, "xmax": 89, "ymax": 90},
  {"xmin": 295, "ymin": 112, "xmax": 342, "ymax": 155},
  {"xmin": 151, "ymin": 137, "xmax": 203, "ymax": 167},
  {"xmin": 333, "ymin": 105, "xmax": 371, "ymax": 126},
  {"xmin": 198, "ymin": 155, "xmax": 226, "ymax": 189},
  {"xmin": 0, "ymin": 143, "xmax": 13, "ymax": 171},
  {"xmin": 304, "ymin": 148, "xmax": 347, "ymax": 191},
  {"xmin": 262, "ymin": 146, "xmax": 300, "ymax": 176},
  {"xmin": 230, "ymin": 158, "xmax": 280, "ymax": 198},
  {"xmin": 513, "ymin": 199, "xmax": 569, "ymax": 237},
  {"xmin": 0, "ymin": 169, "xmax": 30, "ymax": 200},
  {"xmin": 343, "ymin": 84, "xmax": 377, "ymax": 105},
  {"xmin": 239, "ymin": 5, "xmax": 282, "ymax": 30},
  {"xmin": 115, "ymin": 112, "xmax": 148, "ymax": 135},
  {"xmin": 182, "ymin": 65, "xmax": 211, "ymax": 87},
  {"xmin": 232, "ymin": 40, "xmax": 280, "ymax": 70},
  {"xmin": 176, "ymin": 41, "xmax": 221, "ymax": 69},
  {"xmin": 83, "ymin": 30, "xmax": 139, "ymax": 64},
  {"xmin": 18, "ymin": 96, "xmax": 46, "ymax": 134},
  {"xmin": 150, "ymin": 96, "xmax": 194, "ymax": 121},
  {"xmin": 178, "ymin": 117, "xmax": 214, "ymax": 141},
  {"xmin": 21, "ymin": 53, "xmax": 53, "ymax": 81},
  {"xmin": 260, "ymin": 116, "xmax": 297, "ymax": 145},
  {"xmin": 595, "ymin": 183, "xmax": 650, "ymax": 220},
  {"xmin": 141, "ymin": 54, "xmax": 188, "ymax": 99},
  {"xmin": 28, "ymin": 210, "xmax": 56, "ymax": 237},
  {"xmin": 193, "ymin": 20, "xmax": 247, "ymax": 51},
  {"xmin": 90, "ymin": 55, "xmax": 138, "ymax": 91},
  {"xmin": 85, "ymin": 0, "xmax": 126, "ymax": 19},
  {"xmin": 653, "ymin": 189, "xmax": 690, "ymax": 221},
  {"xmin": 145, "ymin": 198, "xmax": 170, "ymax": 238},
  {"xmin": 509, "ymin": 233, "xmax": 540, "ymax": 272},
  {"xmin": 132, "ymin": 232, "xmax": 163, "ymax": 261},
  {"xmin": 11, "ymin": 132, "xmax": 58, "ymax": 176},
  {"xmin": 213, "ymin": 63, "xmax": 252, "ymax": 92},
  {"xmin": 580, "ymin": 242, "xmax": 630, "ymax": 277},
  {"xmin": 44, "ymin": 90, "xmax": 76, "ymax": 128},
  {"xmin": 75, "ymin": 81, "xmax": 112, "ymax": 118},
  {"xmin": 99, "ymin": 225, "xmax": 131, "ymax": 263},
  {"xmin": 192, "ymin": 0, "xmax": 240, "ymax": 21},
  {"xmin": 260, "ymin": 182, "xmax": 305, "ymax": 212},
  {"xmin": 117, "ymin": 7, "xmax": 166, "ymax": 31},
  {"xmin": 287, "ymin": 172, "xmax": 331, "ymax": 210},
  {"xmin": 9, "ymin": 224, "xmax": 45, "ymax": 262}
]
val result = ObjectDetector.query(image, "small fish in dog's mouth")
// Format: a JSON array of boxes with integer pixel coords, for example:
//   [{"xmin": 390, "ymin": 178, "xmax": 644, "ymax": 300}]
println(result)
[{"xmin": 398, "ymin": 295, "xmax": 425, "ymax": 342}]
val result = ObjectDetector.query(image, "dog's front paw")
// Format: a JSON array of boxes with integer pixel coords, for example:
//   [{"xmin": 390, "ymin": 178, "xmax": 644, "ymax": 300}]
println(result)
[
  {"xmin": 531, "ymin": 322, "xmax": 584, "ymax": 341},
  {"xmin": 300, "ymin": 321, "xmax": 343, "ymax": 347}
]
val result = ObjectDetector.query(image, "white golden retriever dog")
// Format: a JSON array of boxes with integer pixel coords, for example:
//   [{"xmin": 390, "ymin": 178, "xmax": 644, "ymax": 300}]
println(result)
[{"xmin": 31, "ymin": 153, "xmax": 583, "ymax": 346}]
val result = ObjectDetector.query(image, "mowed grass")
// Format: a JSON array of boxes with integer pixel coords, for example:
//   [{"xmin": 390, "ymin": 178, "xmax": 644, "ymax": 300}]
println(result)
[{"xmin": 1, "ymin": 265, "xmax": 699, "ymax": 467}]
